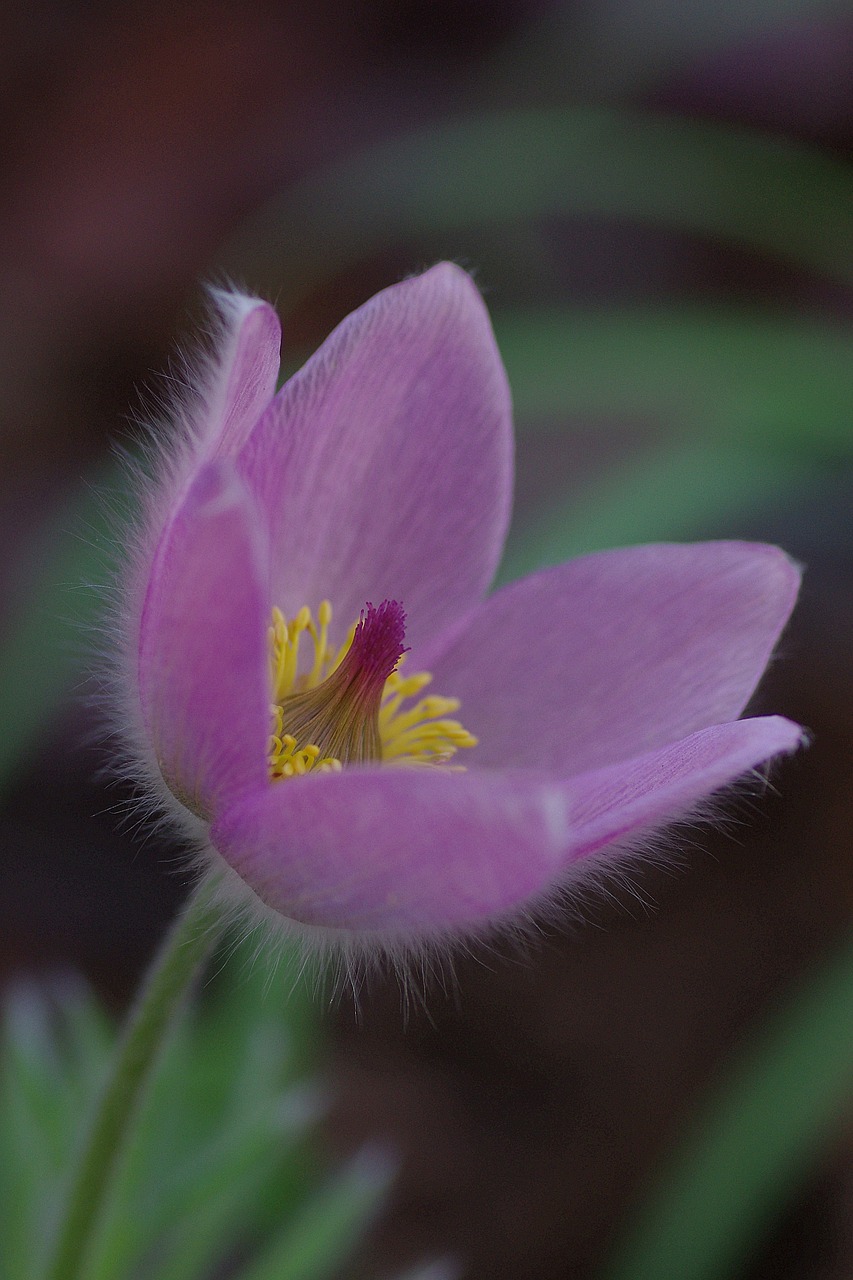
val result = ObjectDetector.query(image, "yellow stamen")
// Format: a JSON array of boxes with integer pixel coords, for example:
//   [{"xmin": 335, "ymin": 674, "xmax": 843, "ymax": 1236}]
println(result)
[
  {"xmin": 267, "ymin": 603, "xmax": 476, "ymax": 781},
  {"xmin": 269, "ymin": 599, "xmax": 347, "ymax": 704}
]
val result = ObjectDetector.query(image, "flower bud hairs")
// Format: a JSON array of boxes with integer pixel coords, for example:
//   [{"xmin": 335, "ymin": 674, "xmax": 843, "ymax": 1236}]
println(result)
[{"xmin": 110, "ymin": 263, "xmax": 804, "ymax": 991}]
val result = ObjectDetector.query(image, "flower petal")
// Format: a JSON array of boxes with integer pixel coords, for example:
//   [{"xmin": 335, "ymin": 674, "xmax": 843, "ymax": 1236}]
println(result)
[
  {"xmin": 421, "ymin": 542, "xmax": 801, "ymax": 774},
  {"xmin": 138, "ymin": 461, "xmax": 270, "ymax": 818},
  {"xmin": 236, "ymin": 263, "xmax": 513, "ymax": 650},
  {"xmin": 204, "ymin": 290, "xmax": 281, "ymax": 459},
  {"xmin": 563, "ymin": 715, "xmax": 804, "ymax": 861},
  {"xmin": 209, "ymin": 715, "xmax": 801, "ymax": 937},
  {"xmin": 210, "ymin": 768, "xmax": 570, "ymax": 935}
]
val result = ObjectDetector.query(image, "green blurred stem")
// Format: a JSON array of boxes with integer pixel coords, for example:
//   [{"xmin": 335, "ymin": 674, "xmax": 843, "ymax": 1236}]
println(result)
[{"xmin": 42, "ymin": 877, "xmax": 224, "ymax": 1280}]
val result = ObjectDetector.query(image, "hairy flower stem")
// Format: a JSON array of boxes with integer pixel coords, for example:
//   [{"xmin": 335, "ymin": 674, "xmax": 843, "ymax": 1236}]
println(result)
[{"xmin": 42, "ymin": 877, "xmax": 224, "ymax": 1280}]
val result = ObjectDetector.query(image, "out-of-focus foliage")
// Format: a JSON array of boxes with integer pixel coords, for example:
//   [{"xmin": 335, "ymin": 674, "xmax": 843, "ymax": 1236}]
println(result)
[
  {"xmin": 226, "ymin": 108, "xmax": 853, "ymax": 299},
  {"xmin": 498, "ymin": 438, "xmax": 817, "ymax": 581},
  {"xmin": 0, "ymin": 939, "xmax": 393, "ymax": 1280},
  {"xmin": 602, "ymin": 931, "xmax": 853, "ymax": 1280},
  {"xmin": 497, "ymin": 308, "xmax": 853, "ymax": 452}
]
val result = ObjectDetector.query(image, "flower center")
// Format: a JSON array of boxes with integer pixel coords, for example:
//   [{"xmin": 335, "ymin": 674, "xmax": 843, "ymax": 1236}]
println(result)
[{"xmin": 267, "ymin": 599, "xmax": 476, "ymax": 780}]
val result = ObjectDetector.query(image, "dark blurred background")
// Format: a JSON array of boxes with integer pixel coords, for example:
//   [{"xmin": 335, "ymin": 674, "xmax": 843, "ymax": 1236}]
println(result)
[{"xmin": 1, "ymin": 3, "xmax": 852, "ymax": 1278}]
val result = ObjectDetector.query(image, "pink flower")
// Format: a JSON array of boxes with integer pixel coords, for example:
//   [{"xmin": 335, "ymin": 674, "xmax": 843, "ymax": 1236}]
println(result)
[{"xmin": 121, "ymin": 264, "xmax": 803, "ymax": 956}]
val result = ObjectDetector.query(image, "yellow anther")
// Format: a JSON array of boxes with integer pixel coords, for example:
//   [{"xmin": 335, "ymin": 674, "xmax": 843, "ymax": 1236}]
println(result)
[
  {"xmin": 267, "ymin": 600, "xmax": 476, "ymax": 782},
  {"xmin": 381, "ymin": 695, "xmax": 462, "ymax": 738},
  {"xmin": 381, "ymin": 720, "xmax": 479, "ymax": 761},
  {"xmin": 309, "ymin": 599, "xmax": 332, "ymax": 685},
  {"xmin": 317, "ymin": 757, "xmax": 343, "ymax": 773},
  {"xmin": 378, "ymin": 669, "xmax": 433, "ymax": 726}
]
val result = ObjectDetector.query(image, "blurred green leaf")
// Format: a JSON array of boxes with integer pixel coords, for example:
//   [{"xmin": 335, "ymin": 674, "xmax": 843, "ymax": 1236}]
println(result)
[
  {"xmin": 85, "ymin": 931, "xmax": 324, "ymax": 1280},
  {"xmin": 232, "ymin": 1147, "xmax": 395, "ymax": 1280},
  {"xmin": 88, "ymin": 1088, "xmax": 320, "ymax": 1280},
  {"xmin": 144, "ymin": 1141, "xmax": 298, "ymax": 1280},
  {"xmin": 498, "ymin": 438, "xmax": 815, "ymax": 582},
  {"xmin": 1, "ymin": 988, "xmax": 68, "ymax": 1280},
  {"xmin": 227, "ymin": 108, "xmax": 853, "ymax": 297},
  {"xmin": 0, "ymin": 933, "xmax": 358, "ymax": 1280},
  {"xmin": 601, "ymin": 932, "xmax": 853, "ymax": 1280},
  {"xmin": 494, "ymin": 307, "xmax": 853, "ymax": 451},
  {"xmin": 137, "ymin": 1188, "xmax": 260, "ymax": 1280},
  {"xmin": 0, "ymin": 981, "xmax": 111, "ymax": 1280}
]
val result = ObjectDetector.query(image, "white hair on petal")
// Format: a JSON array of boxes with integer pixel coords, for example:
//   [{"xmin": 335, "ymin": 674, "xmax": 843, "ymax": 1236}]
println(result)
[{"xmin": 87, "ymin": 286, "xmax": 265, "ymax": 881}]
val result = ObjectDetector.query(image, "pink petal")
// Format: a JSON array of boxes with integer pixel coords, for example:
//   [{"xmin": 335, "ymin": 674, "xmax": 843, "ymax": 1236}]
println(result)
[
  {"xmin": 421, "ymin": 542, "xmax": 800, "ymax": 775},
  {"xmin": 138, "ymin": 462, "xmax": 270, "ymax": 818},
  {"xmin": 204, "ymin": 290, "xmax": 281, "ymax": 459},
  {"xmin": 209, "ymin": 712, "xmax": 801, "ymax": 936},
  {"xmin": 236, "ymin": 263, "xmax": 513, "ymax": 651},
  {"xmin": 210, "ymin": 767, "xmax": 570, "ymax": 935},
  {"xmin": 564, "ymin": 715, "xmax": 804, "ymax": 861}
]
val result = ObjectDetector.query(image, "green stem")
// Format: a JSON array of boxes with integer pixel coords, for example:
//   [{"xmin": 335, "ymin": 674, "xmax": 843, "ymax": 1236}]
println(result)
[{"xmin": 43, "ymin": 876, "xmax": 224, "ymax": 1280}]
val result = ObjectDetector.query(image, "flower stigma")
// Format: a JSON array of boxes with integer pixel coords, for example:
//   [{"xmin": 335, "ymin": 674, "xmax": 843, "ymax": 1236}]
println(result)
[{"xmin": 267, "ymin": 599, "xmax": 477, "ymax": 779}]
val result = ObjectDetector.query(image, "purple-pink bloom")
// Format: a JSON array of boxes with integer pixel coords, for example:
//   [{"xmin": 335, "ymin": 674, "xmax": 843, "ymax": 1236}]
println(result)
[{"xmin": 120, "ymin": 263, "xmax": 803, "ymax": 956}]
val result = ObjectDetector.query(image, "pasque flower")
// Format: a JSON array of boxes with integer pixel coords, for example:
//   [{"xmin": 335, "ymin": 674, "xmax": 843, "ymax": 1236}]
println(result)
[{"xmin": 121, "ymin": 263, "xmax": 803, "ymax": 955}]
